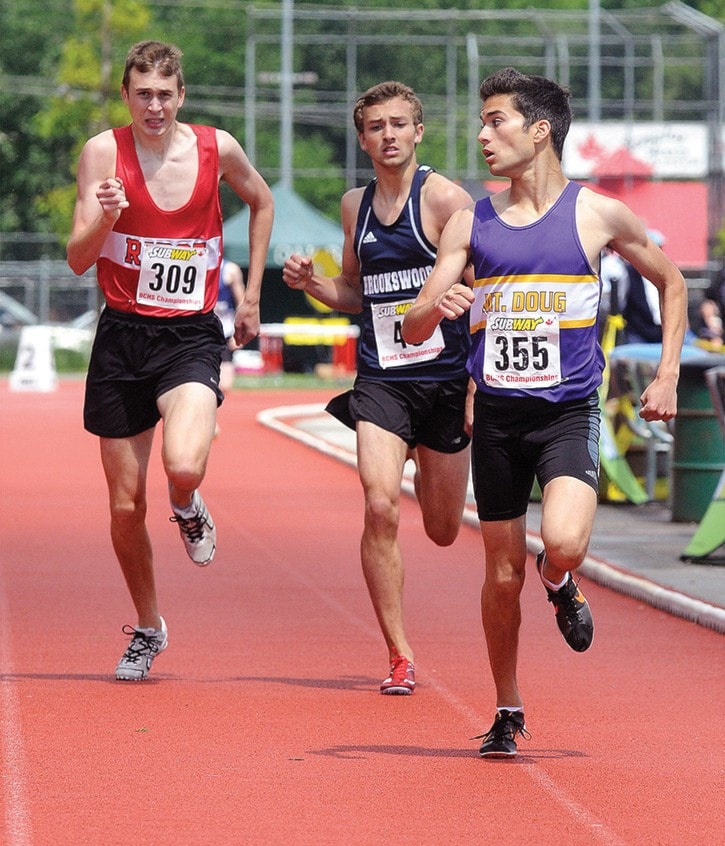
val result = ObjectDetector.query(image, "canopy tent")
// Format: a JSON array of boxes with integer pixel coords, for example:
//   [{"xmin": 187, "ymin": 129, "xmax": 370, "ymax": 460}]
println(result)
[{"xmin": 222, "ymin": 182, "xmax": 343, "ymax": 269}]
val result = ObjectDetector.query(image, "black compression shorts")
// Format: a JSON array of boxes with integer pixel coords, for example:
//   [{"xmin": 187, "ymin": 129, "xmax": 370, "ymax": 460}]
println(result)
[
  {"xmin": 471, "ymin": 391, "xmax": 601, "ymax": 521},
  {"xmin": 83, "ymin": 307, "xmax": 225, "ymax": 438}
]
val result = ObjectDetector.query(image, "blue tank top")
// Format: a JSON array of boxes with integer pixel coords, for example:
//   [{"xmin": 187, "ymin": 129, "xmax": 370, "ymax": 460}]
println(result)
[
  {"xmin": 355, "ymin": 165, "xmax": 470, "ymax": 380},
  {"xmin": 214, "ymin": 259, "xmax": 237, "ymax": 338},
  {"xmin": 468, "ymin": 181, "xmax": 604, "ymax": 401}
]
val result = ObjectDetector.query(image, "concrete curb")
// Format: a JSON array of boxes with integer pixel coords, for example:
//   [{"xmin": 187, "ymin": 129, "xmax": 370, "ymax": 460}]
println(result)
[{"xmin": 258, "ymin": 403, "xmax": 725, "ymax": 635}]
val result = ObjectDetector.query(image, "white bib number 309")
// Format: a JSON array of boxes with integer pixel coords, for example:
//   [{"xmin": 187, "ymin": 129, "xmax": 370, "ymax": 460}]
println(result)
[{"xmin": 137, "ymin": 240, "xmax": 208, "ymax": 311}]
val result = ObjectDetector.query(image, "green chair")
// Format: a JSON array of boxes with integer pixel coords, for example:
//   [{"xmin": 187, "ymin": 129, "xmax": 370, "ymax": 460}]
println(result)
[{"xmin": 681, "ymin": 366, "xmax": 725, "ymax": 562}]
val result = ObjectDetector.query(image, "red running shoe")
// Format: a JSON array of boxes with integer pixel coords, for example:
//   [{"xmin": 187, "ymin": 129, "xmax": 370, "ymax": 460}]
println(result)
[{"xmin": 380, "ymin": 655, "xmax": 416, "ymax": 695}]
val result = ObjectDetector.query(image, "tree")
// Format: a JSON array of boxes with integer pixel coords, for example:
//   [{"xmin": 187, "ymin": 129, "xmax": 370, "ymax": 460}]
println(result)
[
  {"xmin": 33, "ymin": 0, "xmax": 151, "ymax": 245},
  {"xmin": 0, "ymin": 0, "xmax": 76, "ymax": 246},
  {"xmin": 1, "ymin": 0, "xmax": 721, "ymax": 259}
]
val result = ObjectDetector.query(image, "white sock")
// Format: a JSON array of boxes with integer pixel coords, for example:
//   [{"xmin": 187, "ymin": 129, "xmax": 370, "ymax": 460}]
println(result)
[
  {"xmin": 539, "ymin": 558, "xmax": 569, "ymax": 592},
  {"xmin": 498, "ymin": 706, "xmax": 523, "ymax": 713},
  {"xmin": 172, "ymin": 491, "xmax": 198, "ymax": 519}
]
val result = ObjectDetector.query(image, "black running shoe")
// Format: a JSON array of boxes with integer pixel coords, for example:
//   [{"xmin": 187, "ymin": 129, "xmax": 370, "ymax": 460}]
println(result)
[
  {"xmin": 475, "ymin": 709, "xmax": 530, "ymax": 758},
  {"xmin": 536, "ymin": 550, "xmax": 594, "ymax": 652}
]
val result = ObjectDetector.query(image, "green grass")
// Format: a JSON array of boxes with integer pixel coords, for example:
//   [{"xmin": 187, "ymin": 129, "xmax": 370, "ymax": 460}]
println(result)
[
  {"xmin": 230, "ymin": 372, "xmax": 354, "ymax": 390},
  {"xmin": 0, "ymin": 361, "xmax": 354, "ymax": 391},
  {"xmin": 0, "ymin": 348, "xmax": 91, "ymax": 373}
]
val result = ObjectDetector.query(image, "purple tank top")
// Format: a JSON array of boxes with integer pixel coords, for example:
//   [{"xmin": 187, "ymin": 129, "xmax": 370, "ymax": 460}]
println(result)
[{"xmin": 468, "ymin": 182, "xmax": 604, "ymax": 401}]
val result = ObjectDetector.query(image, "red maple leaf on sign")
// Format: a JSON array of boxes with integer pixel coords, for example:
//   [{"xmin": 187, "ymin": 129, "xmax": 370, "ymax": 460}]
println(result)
[
  {"xmin": 578, "ymin": 134, "xmax": 606, "ymax": 161},
  {"xmin": 595, "ymin": 148, "xmax": 653, "ymax": 179}
]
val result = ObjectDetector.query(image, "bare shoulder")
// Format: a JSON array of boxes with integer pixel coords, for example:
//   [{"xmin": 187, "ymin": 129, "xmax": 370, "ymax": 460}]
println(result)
[
  {"xmin": 77, "ymin": 129, "xmax": 117, "ymax": 179},
  {"xmin": 215, "ymin": 127, "xmax": 247, "ymax": 162},
  {"xmin": 340, "ymin": 186, "xmax": 365, "ymax": 225},
  {"xmin": 577, "ymin": 185, "xmax": 638, "ymax": 230},
  {"xmin": 423, "ymin": 171, "xmax": 473, "ymax": 218},
  {"xmin": 444, "ymin": 204, "xmax": 475, "ymax": 238},
  {"xmin": 81, "ymin": 128, "xmax": 117, "ymax": 160},
  {"xmin": 576, "ymin": 184, "xmax": 647, "ymax": 250},
  {"xmin": 342, "ymin": 185, "xmax": 365, "ymax": 207}
]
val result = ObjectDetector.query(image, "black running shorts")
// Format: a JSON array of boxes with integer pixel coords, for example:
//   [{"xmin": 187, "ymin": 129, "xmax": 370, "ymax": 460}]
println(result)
[
  {"xmin": 326, "ymin": 376, "xmax": 471, "ymax": 453},
  {"xmin": 84, "ymin": 307, "xmax": 225, "ymax": 438},
  {"xmin": 471, "ymin": 391, "xmax": 601, "ymax": 521}
]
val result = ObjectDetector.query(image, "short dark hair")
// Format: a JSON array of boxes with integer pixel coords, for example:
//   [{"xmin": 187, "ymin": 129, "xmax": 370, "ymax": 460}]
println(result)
[
  {"xmin": 480, "ymin": 67, "xmax": 571, "ymax": 160},
  {"xmin": 122, "ymin": 41, "xmax": 184, "ymax": 93},
  {"xmin": 353, "ymin": 81, "xmax": 423, "ymax": 133}
]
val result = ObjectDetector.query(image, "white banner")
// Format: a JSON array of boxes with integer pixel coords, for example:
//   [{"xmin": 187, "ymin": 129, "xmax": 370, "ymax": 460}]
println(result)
[{"xmin": 563, "ymin": 123, "xmax": 722, "ymax": 179}]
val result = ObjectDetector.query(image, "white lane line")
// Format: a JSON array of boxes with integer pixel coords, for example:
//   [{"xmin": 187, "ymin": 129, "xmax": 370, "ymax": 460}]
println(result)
[
  {"xmin": 258, "ymin": 404, "xmax": 725, "ymax": 634},
  {"xmin": 0, "ymin": 559, "xmax": 33, "ymax": 846},
  {"xmin": 256, "ymin": 404, "xmax": 632, "ymax": 844}
]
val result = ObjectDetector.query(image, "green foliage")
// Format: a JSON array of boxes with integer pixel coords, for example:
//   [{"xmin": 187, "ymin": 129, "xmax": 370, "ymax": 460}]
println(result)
[
  {"xmin": 1, "ymin": 0, "xmax": 150, "ymax": 246},
  {"xmin": 714, "ymin": 224, "xmax": 725, "ymax": 259},
  {"xmin": 36, "ymin": 185, "xmax": 79, "ymax": 241},
  {"xmin": 293, "ymin": 137, "xmax": 346, "ymax": 220},
  {"xmin": 31, "ymin": 0, "xmax": 151, "ymax": 238},
  {"xmin": 1, "ymin": 0, "xmax": 722, "ymax": 265}
]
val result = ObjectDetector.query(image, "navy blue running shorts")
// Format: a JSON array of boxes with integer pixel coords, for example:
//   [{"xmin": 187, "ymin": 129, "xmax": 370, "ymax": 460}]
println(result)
[
  {"xmin": 471, "ymin": 391, "xmax": 601, "ymax": 521},
  {"xmin": 326, "ymin": 376, "xmax": 471, "ymax": 453},
  {"xmin": 83, "ymin": 307, "xmax": 225, "ymax": 438}
]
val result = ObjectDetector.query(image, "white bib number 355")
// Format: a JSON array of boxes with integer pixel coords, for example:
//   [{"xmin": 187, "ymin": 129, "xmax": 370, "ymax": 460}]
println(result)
[{"xmin": 483, "ymin": 314, "xmax": 562, "ymax": 388}]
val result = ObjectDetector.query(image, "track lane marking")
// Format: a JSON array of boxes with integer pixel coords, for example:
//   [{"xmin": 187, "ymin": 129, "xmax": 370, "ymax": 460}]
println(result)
[
  {"xmin": 0, "ymin": 559, "xmax": 33, "ymax": 846},
  {"xmin": 255, "ymin": 403, "xmax": 632, "ymax": 845},
  {"xmin": 259, "ymin": 404, "xmax": 725, "ymax": 634}
]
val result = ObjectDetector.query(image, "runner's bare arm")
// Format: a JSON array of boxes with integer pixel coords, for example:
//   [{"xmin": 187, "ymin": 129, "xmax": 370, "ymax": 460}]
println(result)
[
  {"xmin": 583, "ymin": 191, "xmax": 687, "ymax": 421},
  {"xmin": 217, "ymin": 130, "xmax": 274, "ymax": 346},
  {"xmin": 401, "ymin": 207, "xmax": 475, "ymax": 344},
  {"xmin": 67, "ymin": 131, "xmax": 126, "ymax": 275},
  {"xmin": 421, "ymin": 173, "xmax": 474, "ymax": 245},
  {"xmin": 282, "ymin": 188, "xmax": 363, "ymax": 313}
]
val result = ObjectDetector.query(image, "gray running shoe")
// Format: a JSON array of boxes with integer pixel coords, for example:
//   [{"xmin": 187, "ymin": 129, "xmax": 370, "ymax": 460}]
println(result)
[
  {"xmin": 170, "ymin": 492, "xmax": 216, "ymax": 565},
  {"xmin": 115, "ymin": 617, "xmax": 168, "ymax": 681}
]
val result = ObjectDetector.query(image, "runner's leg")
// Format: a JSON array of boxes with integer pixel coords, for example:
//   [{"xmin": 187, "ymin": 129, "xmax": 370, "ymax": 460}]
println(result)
[
  {"xmin": 357, "ymin": 420, "xmax": 413, "ymax": 663},
  {"xmin": 100, "ymin": 429, "xmax": 160, "ymax": 630},
  {"xmin": 479, "ymin": 515, "xmax": 528, "ymax": 708},
  {"xmin": 158, "ymin": 382, "xmax": 218, "ymax": 511},
  {"xmin": 415, "ymin": 443, "xmax": 470, "ymax": 546}
]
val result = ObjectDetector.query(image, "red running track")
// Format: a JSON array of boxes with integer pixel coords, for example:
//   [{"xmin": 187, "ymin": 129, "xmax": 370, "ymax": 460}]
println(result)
[{"xmin": 1, "ymin": 380, "xmax": 723, "ymax": 846}]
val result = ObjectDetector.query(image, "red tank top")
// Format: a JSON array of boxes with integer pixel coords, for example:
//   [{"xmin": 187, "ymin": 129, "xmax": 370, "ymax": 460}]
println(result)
[{"xmin": 96, "ymin": 124, "xmax": 223, "ymax": 317}]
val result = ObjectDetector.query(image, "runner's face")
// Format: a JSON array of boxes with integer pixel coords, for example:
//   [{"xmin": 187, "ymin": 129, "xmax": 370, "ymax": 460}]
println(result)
[
  {"xmin": 358, "ymin": 96, "xmax": 423, "ymax": 168},
  {"xmin": 122, "ymin": 68, "xmax": 185, "ymax": 137},
  {"xmin": 477, "ymin": 94, "xmax": 535, "ymax": 178}
]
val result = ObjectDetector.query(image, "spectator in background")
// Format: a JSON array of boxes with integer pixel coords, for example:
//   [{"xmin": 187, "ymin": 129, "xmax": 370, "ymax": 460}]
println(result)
[
  {"xmin": 599, "ymin": 246, "xmax": 627, "ymax": 318},
  {"xmin": 214, "ymin": 258, "xmax": 246, "ymax": 392},
  {"xmin": 620, "ymin": 230, "xmax": 667, "ymax": 344},
  {"xmin": 598, "ymin": 246, "xmax": 628, "ymax": 341},
  {"xmin": 695, "ymin": 268, "xmax": 724, "ymax": 350}
]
